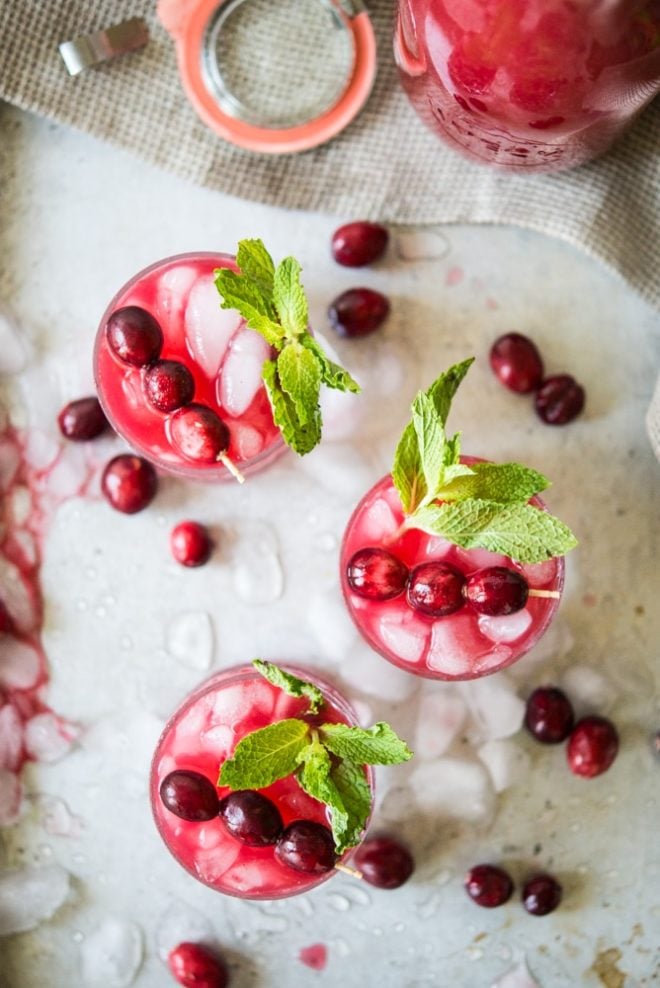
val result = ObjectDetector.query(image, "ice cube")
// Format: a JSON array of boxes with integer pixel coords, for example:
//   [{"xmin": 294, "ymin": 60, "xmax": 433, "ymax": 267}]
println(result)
[
  {"xmin": 414, "ymin": 689, "xmax": 466, "ymax": 759},
  {"xmin": 424, "ymin": 536, "xmax": 454, "ymax": 558},
  {"xmin": 455, "ymin": 547, "xmax": 510, "ymax": 572},
  {"xmin": 231, "ymin": 521, "xmax": 283, "ymax": 603},
  {"xmin": 0, "ymin": 864, "xmax": 70, "ymax": 934},
  {"xmin": 194, "ymin": 841, "xmax": 240, "ymax": 884},
  {"xmin": 0, "ymin": 303, "xmax": 31, "ymax": 375},
  {"xmin": 209, "ymin": 681, "xmax": 275, "ymax": 728},
  {"xmin": 0, "ymin": 555, "xmax": 40, "ymax": 633},
  {"xmin": 155, "ymin": 900, "xmax": 213, "ymax": 962},
  {"xmin": 377, "ymin": 605, "xmax": 430, "ymax": 666},
  {"xmin": 521, "ymin": 559, "xmax": 557, "ymax": 587},
  {"xmin": 157, "ymin": 264, "xmax": 198, "ymax": 322},
  {"xmin": 79, "ymin": 917, "xmax": 143, "ymax": 987},
  {"xmin": 395, "ymin": 228, "xmax": 450, "ymax": 261},
  {"xmin": 185, "ymin": 275, "xmax": 242, "ymax": 377},
  {"xmin": 462, "ymin": 674, "xmax": 525, "ymax": 740},
  {"xmin": 307, "ymin": 588, "xmax": 359, "ymax": 663},
  {"xmin": 23, "ymin": 429, "xmax": 61, "ymax": 470},
  {"xmin": 478, "ymin": 739, "xmax": 531, "ymax": 793},
  {"xmin": 0, "ymin": 702, "xmax": 23, "ymax": 771},
  {"xmin": 218, "ymin": 328, "xmax": 270, "ymax": 416},
  {"xmin": 198, "ymin": 724, "xmax": 235, "ymax": 761},
  {"xmin": 166, "ymin": 611, "xmax": 214, "ymax": 670},
  {"xmin": 197, "ymin": 820, "xmax": 224, "ymax": 849},
  {"xmin": 339, "ymin": 643, "xmax": 419, "ymax": 703},
  {"xmin": 231, "ymin": 422, "xmax": 264, "ymax": 460},
  {"xmin": 223, "ymin": 859, "xmax": 272, "ymax": 893},
  {"xmin": 0, "ymin": 636, "xmax": 41, "ymax": 690},
  {"xmin": 0, "ymin": 440, "xmax": 20, "ymax": 494},
  {"xmin": 35, "ymin": 795, "xmax": 84, "ymax": 837},
  {"xmin": 559, "ymin": 664, "xmax": 616, "ymax": 715},
  {"xmin": 426, "ymin": 614, "xmax": 482, "ymax": 678},
  {"xmin": 411, "ymin": 757, "xmax": 495, "ymax": 823},
  {"xmin": 491, "ymin": 958, "xmax": 540, "ymax": 988},
  {"xmin": 120, "ymin": 372, "xmax": 143, "ymax": 409},
  {"xmin": 478, "ymin": 609, "xmax": 532, "ymax": 644},
  {"xmin": 0, "ymin": 768, "xmax": 22, "ymax": 825},
  {"xmin": 24, "ymin": 712, "xmax": 79, "ymax": 763},
  {"xmin": 358, "ymin": 497, "xmax": 400, "ymax": 543},
  {"xmin": 173, "ymin": 700, "xmax": 212, "ymax": 751}
]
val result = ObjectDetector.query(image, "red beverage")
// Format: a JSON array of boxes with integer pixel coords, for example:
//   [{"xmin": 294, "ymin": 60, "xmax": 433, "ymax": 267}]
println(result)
[
  {"xmin": 341, "ymin": 468, "xmax": 564, "ymax": 681},
  {"xmin": 395, "ymin": 0, "xmax": 660, "ymax": 172},
  {"xmin": 94, "ymin": 254, "xmax": 284, "ymax": 481},
  {"xmin": 150, "ymin": 665, "xmax": 372, "ymax": 899}
]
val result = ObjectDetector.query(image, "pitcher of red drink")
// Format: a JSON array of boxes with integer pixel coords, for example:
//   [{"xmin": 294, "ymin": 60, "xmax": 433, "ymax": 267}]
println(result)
[{"xmin": 395, "ymin": 0, "xmax": 660, "ymax": 172}]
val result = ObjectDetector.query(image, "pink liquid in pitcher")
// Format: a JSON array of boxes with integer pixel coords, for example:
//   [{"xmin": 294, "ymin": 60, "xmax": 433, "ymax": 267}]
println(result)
[{"xmin": 395, "ymin": 0, "xmax": 660, "ymax": 172}]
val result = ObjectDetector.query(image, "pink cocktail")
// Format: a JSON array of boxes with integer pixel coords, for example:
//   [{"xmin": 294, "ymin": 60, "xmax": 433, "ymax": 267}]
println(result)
[
  {"xmin": 395, "ymin": 0, "xmax": 660, "ymax": 172},
  {"xmin": 341, "ymin": 471, "xmax": 564, "ymax": 681},
  {"xmin": 94, "ymin": 253, "xmax": 284, "ymax": 481},
  {"xmin": 150, "ymin": 664, "xmax": 372, "ymax": 899}
]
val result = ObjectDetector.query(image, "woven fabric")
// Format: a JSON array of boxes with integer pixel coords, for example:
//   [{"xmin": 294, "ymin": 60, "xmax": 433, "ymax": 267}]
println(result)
[{"xmin": 1, "ymin": 0, "xmax": 660, "ymax": 449}]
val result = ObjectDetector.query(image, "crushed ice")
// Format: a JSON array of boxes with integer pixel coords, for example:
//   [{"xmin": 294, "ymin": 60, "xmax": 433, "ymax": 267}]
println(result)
[
  {"xmin": 0, "ymin": 864, "xmax": 70, "ymax": 934},
  {"xmin": 79, "ymin": 917, "xmax": 143, "ymax": 987},
  {"xmin": 166, "ymin": 611, "xmax": 214, "ymax": 670},
  {"xmin": 231, "ymin": 521, "xmax": 283, "ymax": 603}
]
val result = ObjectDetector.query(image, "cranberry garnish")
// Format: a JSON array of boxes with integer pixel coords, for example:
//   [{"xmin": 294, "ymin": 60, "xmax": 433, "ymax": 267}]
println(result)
[
  {"xmin": 346, "ymin": 548, "xmax": 409, "ymax": 601},
  {"xmin": 465, "ymin": 567, "xmax": 529, "ymax": 616},
  {"xmin": 170, "ymin": 521, "xmax": 213, "ymax": 568},
  {"xmin": 106, "ymin": 306, "xmax": 163, "ymax": 367},
  {"xmin": 521, "ymin": 873, "xmax": 562, "ymax": 916},
  {"xmin": 167, "ymin": 942, "xmax": 228, "ymax": 988},
  {"xmin": 331, "ymin": 221, "xmax": 389, "ymax": 267},
  {"xmin": 169, "ymin": 404, "xmax": 231, "ymax": 464},
  {"xmin": 144, "ymin": 360, "xmax": 195, "ymax": 413},
  {"xmin": 57, "ymin": 397, "xmax": 109, "ymax": 441},
  {"xmin": 159, "ymin": 770, "xmax": 220, "ymax": 822},
  {"xmin": 275, "ymin": 820, "xmax": 337, "ymax": 874},
  {"xmin": 218, "ymin": 790, "xmax": 283, "ymax": 846},
  {"xmin": 352, "ymin": 836, "xmax": 414, "ymax": 889},
  {"xmin": 535, "ymin": 374, "xmax": 585, "ymax": 425},
  {"xmin": 489, "ymin": 333, "xmax": 544, "ymax": 394},
  {"xmin": 101, "ymin": 454, "xmax": 157, "ymax": 514},
  {"xmin": 567, "ymin": 715, "xmax": 619, "ymax": 778},
  {"xmin": 524, "ymin": 686, "xmax": 574, "ymax": 744},
  {"xmin": 328, "ymin": 288, "xmax": 390, "ymax": 339},
  {"xmin": 407, "ymin": 562, "xmax": 466, "ymax": 617},
  {"xmin": 464, "ymin": 864, "xmax": 514, "ymax": 908}
]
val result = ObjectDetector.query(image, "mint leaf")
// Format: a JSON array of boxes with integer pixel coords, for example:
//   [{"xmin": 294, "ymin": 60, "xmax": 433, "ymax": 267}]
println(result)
[
  {"xmin": 437, "ymin": 462, "xmax": 550, "ymax": 503},
  {"xmin": 412, "ymin": 391, "xmax": 447, "ymax": 499},
  {"xmin": 218, "ymin": 718, "xmax": 310, "ymax": 790},
  {"xmin": 277, "ymin": 344, "xmax": 322, "ymax": 427},
  {"xmin": 252, "ymin": 660, "xmax": 324, "ymax": 714},
  {"xmin": 214, "ymin": 269, "xmax": 283, "ymax": 347},
  {"xmin": 426, "ymin": 358, "xmax": 474, "ymax": 426},
  {"xmin": 262, "ymin": 360, "xmax": 322, "ymax": 455},
  {"xmin": 392, "ymin": 422, "xmax": 425, "ymax": 514},
  {"xmin": 413, "ymin": 499, "xmax": 578, "ymax": 563},
  {"xmin": 296, "ymin": 739, "xmax": 349, "ymax": 851},
  {"xmin": 319, "ymin": 722, "xmax": 413, "ymax": 765},
  {"xmin": 300, "ymin": 336, "xmax": 360, "ymax": 393},
  {"xmin": 236, "ymin": 239, "xmax": 275, "ymax": 299},
  {"xmin": 273, "ymin": 257, "xmax": 308, "ymax": 339},
  {"xmin": 330, "ymin": 759, "xmax": 372, "ymax": 854}
]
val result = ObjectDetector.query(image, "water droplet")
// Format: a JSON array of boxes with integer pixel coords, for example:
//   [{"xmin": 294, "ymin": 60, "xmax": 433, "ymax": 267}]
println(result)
[
  {"xmin": 84, "ymin": 567, "xmax": 97, "ymax": 580},
  {"xmin": 94, "ymin": 606, "xmax": 107, "ymax": 618},
  {"xmin": 327, "ymin": 893, "xmax": 350, "ymax": 912},
  {"xmin": 466, "ymin": 946, "xmax": 483, "ymax": 960},
  {"xmin": 393, "ymin": 922, "xmax": 406, "ymax": 933},
  {"xmin": 73, "ymin": 853, "xmax": 86, "ymax": 864},
  {"xmin": 231, "ymin": 521, "xmax": 283, "ymax": 603},
  {"xmin": 71, "ymin": 930, "xmax": 84, "ymax": 943},
  {"xmin": 315, "ymin": 532, "xmax": 337, "ymax": 552},
  {"xmin": 38, "ymin": 844, "xmax": 53, "ymax": 858},
  {"xmin": 577, "ymin": 865, "xmax": 588, "ymax": 876},
  {"xmin": 120, "ymin": 636, "xmax": 133, "ymax": 651},
  {"xmin": 166, "ymin": 611, "xmax": 214, "ymax": 670},
  {"xmin": 331, "ymin": 937, "xmax": 350, "ymax": 958},
  {"xmin": 346, "ymin": 885, "xmax": 371, "ymax": 907},
  {"xmin": 395, "ymin": 228, "xmax": 450, "ymax": 262},
  {"xmin": 372, "ymin": 927, "xmax": 383, "ymax": 937},
  {"xmin": 416, "ymin": 892, "xmax": 442, "ymax": 919},
  {"xmin": 569, "ymin": 822, "xmax": 580, "ymax": 833},
  {"xmin": 76, "ymin": 599, "xmax": 89, "ymax": 612},
  {"xmin": 296, "ymin": 898, "xmax": 314, "ymax": 918}
]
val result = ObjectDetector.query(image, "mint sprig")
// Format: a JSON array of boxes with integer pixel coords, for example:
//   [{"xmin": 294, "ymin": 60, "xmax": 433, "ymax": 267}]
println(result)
[
  {"xmin": 215, "ymin": 240, "xmax": 360, "ymax": 455},
  {"xmin": 391, "ymin": 360, "xmax": 578, "ymax": 563},
  {"xmin": 217, "ymin": 660, "xmax": 412, "ymax": 854}
]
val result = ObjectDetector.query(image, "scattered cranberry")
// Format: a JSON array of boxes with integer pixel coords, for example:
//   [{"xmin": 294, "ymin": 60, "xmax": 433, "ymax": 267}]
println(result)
[
  {"xmin": 275, "ymin": 821, "xmax": 337, "ymax": 874},
  {"xmin": 101, "ymin": 454, "xmax": 157, "ymax": 514},
  {"xmin": 535, "ymin": 374, "xmax": 585, "ymax": 425},
  {"xmin": 407, "ymin": 562, "xmax": 466, "ymax": 617},
  {"xmin": 218, "ymin": 791, "xmax": 283, "ymax": 846},
  {"xmin": 167, "ymin": 942, "xmax": 229, "ymax": 988},
  {"xmin": 567, "ymin": 715, "xmax": 619, "ymax": 778},
  {"xmin": 0, "ymin": 600, "xmax": 14, "ymax": 634},
  {"xmin": 352, "ymin": 836, "xmax": 414, "ymax": 889},
  {"xmin": 328, "ymin": 288, "xmax": 390, "ymax": 338},
  {"xmin": 169, "ymin": 404, "xmax": 231, "ymax": 464},
  {"xmin": 465, "ymin": 567, "xmax": 529, "ymax": 616},
  {"xmin": 489, "ymin": 333, "xmax": 544, "ymax": 394},
  {"xmin": 331, "ymin": 221, "xmax": 389, "ymax": 267},
  {"xmin": 170, "ymin": 521, "xmax": 213, "ymax": 568},
  {"xmin": 524, "ymin": 686, "xmax": 574, "ymax": 744},
  {"xmin": 144, "ymin": 360, "xmax": 195, "ymax": 413},
  {"xmin": 521, "ymin": 873, "xmax": 562, "ymax": 916},
  {"xmin": 346, "ymin": 548, "xmax": 409, "ymax": 601},
  {"xmin": 160, "ymin": 770, "xmax": 220, "ymax": 822},
  {"xmin": 57, "ymin": 397, "xmax": 109, "ymax": 441},
  {"xmin": 464, "ymin": 864, "xmax": 514, "ymax": 908},
  {"xmin": 106, "ymin": 306, "xmax": 163, "ymax": 367}
]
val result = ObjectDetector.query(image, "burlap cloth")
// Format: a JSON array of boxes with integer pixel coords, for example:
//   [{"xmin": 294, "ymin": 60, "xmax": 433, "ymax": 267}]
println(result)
[{"xmin": 1, "ymin": 0, "xmax": 660, "ymax": 452}]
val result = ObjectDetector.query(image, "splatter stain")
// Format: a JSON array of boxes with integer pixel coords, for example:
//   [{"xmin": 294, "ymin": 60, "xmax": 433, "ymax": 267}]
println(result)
[
  {"xmin": 589, "ymin": 947, "xmax": 626, "ymax": 988},
  {"xmin": 299, "ymin": 943, "xmax": 327, "ymax": 971},
  {"xmin": 486, "ymin": 297, "xmax": 500, "ymax": 310},
  {"xmin": 445, "ymin": 265, "xmax": 464, "ymax": 287},
  {"xmin": 582, "ymin": 592, "xmax": 598, "ymax": 607}
]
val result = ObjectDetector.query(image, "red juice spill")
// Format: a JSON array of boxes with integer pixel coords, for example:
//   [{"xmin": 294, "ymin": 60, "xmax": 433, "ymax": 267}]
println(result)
[{"xmin": 299, "ymin": 944, "xmax": 328, "ymax": 971}]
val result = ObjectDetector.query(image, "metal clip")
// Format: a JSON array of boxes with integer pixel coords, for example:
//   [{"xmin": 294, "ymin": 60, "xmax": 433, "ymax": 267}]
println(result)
[{"xmin": 58, "ymin": 17, "xmax": 149, "ymax": 76}]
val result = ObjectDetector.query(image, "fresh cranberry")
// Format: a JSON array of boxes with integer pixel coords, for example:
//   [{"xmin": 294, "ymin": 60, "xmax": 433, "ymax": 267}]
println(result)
[
  {"xmin": 346, "ymin": 548, "xmax": 409, "ymax": 601},
  {"xmin": 465, "ymin": 567, "xmax": 529, "ymax": 616},
  {"xmin": 464, "ymin": 864, "xmax": 514, "ymax": 908},
  {"xmin": 275, "ymin": 821, "xmax": 337, "ymax": 874},
  {"xmin": 57, "ymin": 397, "xmax": 109, "ymax": 441},
  {"xmin": 144, "ymin": 360, "xmax": 195, "ymax": 413},
  {"xmin": 331, "ymin": 221, "xmax": 389, "ymax": 267},
  {"xmin": 159, "ymin": 770, "xmax": 220, "ymax": 822},
  {"xmin": 535, "ymin": 375, "xmax": 585, "ymax": 425},
  {"xmin": 0, "ymin": 600, "xmax": 15, "ymax": 634},
  {"xmin": 407, "ymin": 562, "xmax": 466, "ymax": 617},
  {"xmin": 489, "ymin": 333, "xmax": 544, "ymax": 394},
  {"xmin": 168, "ymin": 405, "xmax": 231, "ymax": 464},
  {"xmin": 170, "ymin": 522, "xmax": 213, "ymax": 568},
  {"xmin": 218, "ymin": 790, "xmax": 283, "ymax": 846},
  {"xmin": 106, "ymin": 306, "xmax": 163, "ymax": 367},
  {"xmin": 328, "ymin": 288, "xmax": 390, "ymax": 338},
  {"xmin": 352, "ymin": 836, "xmax": 414, "ymax": 889},
  {"xmin": 101, "ymin": 454, "xmax": 157, "ymax": 514},
  {"xmin": 521, "ymin": 873, "xmax": 562, "ymax": 916},
  {"xmin": 567, "ymin": 716, "xmax": 619, "ymax": 778},
  {"xmin": 167, "ymin": 942, "xmax": 228, "ymax": 988},
  {"xmin": 524, "ymin": 686, "xmax": 574, "ymax": 744}
]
